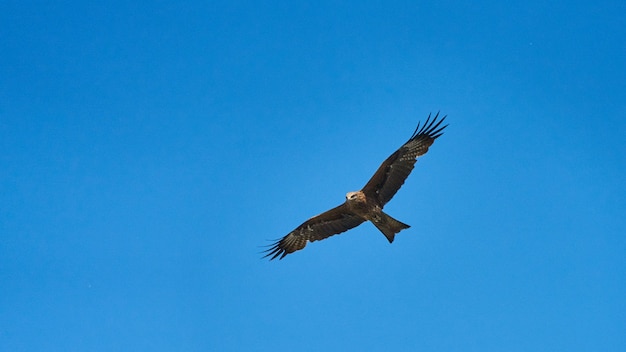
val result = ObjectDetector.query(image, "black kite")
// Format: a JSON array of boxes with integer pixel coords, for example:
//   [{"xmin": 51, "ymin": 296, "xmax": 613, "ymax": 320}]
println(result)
[{"xmin": 264, "ymin": 113, "xmax": 447, "ymax": 260}]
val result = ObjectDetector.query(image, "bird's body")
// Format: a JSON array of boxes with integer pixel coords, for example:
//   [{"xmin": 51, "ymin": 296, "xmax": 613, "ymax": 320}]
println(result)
[
  {"xmin": 345, "ymin": 190, "xmax": 409, "ymax": 243},
  {"xmin": 264, "ymin": 113, "xmax": 447, "ymax": 260},
  {"xmin": 345, "ymin": 191, "xmax": 372, "ymax": 218}
]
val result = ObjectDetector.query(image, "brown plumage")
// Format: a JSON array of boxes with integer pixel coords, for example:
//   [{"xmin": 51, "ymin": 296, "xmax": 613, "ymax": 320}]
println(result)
[{"xmin": 264, "ymin": 113, "xmax": 447, "ymax": 260}]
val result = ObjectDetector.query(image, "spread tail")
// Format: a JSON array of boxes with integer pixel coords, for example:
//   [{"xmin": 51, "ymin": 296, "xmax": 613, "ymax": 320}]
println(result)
[{"xmin": 372, "ymin": 212, "xmax": 410, "ymax": 243}]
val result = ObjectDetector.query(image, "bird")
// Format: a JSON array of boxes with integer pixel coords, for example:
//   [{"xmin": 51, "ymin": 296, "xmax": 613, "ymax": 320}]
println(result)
[{"xmin": 263, "ymin": 113, "xmax": 447, "ymax": 260}]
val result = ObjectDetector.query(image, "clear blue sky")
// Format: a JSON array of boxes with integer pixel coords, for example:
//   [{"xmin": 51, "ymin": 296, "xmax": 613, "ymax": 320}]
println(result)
[{"xmin": 1, "ymin": 1, "xmax": 625, "ymax": 351}]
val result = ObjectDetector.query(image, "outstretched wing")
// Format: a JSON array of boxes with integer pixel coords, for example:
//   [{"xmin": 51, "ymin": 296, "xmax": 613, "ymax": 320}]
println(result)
[
  {"xmin": 362, "ymin": 113, "xmax": 447, "ymax": 205},
  {"xmin": 263, "ymin": 203, "xmax": 365, "ymax": 260}
]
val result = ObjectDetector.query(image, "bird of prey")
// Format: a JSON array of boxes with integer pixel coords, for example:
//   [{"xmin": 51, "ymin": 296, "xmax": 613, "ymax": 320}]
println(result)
[{"xmin": 264, "ymin": 113, "xmax": 447, "ymax": 260}]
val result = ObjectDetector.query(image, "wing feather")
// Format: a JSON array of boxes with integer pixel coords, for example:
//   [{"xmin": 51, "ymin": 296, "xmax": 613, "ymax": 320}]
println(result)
[
  {"xmin": 362, "ymin": 113, "xmax": 447, "ymax": 205},
  {"xmin": 263, "ymin": 203, "xmax": 365, "ymax": 260}
]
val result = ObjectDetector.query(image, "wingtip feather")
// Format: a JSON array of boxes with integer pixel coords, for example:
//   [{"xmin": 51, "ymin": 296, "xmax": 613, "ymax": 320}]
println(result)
[
  {"xmin": 261, "ymin": 240, "xmax": 286, "ymax": 260},
  {"xmin": 410, "ymin": 112, "xmax": 448, "ymax": 141}
]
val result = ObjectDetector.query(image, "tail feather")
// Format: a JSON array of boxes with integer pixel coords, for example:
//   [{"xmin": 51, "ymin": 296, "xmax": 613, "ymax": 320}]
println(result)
[{"xmin": 372, "ymin": 212, "xmax": 410, "ymax": 243}]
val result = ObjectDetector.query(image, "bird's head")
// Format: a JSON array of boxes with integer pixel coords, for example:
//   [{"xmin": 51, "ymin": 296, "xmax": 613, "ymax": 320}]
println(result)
[{"xmin": 346, "ymin": 191, "xmax": 361, "ymax": 202}]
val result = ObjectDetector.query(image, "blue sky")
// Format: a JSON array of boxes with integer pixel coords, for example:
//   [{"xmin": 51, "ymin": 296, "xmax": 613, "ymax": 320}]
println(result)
[{"xmin": 1, "ymin": 1, "xmax": 625, "ymax": 351}]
